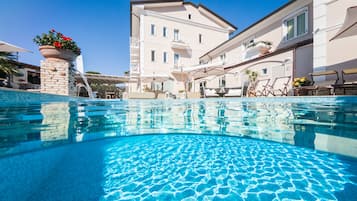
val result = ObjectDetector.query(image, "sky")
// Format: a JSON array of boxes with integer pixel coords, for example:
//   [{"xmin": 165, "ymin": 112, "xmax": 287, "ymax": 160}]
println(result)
[{"xmin": 1, "ymin": 0, "xmax": 290, "ymax": 76}]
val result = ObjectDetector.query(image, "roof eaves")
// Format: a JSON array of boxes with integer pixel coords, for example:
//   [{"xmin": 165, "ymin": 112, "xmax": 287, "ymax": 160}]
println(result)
[
  {"xmin": 197, "ymin": 3, "xmax": 237, "ymax": 30},
  {"xmin": 199, "ymin": 0, "xmax": 298, "ymax": 60}
]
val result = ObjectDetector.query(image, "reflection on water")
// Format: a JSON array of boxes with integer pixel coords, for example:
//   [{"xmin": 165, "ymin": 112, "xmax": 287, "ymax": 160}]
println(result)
[{"xmin": 0, "ymin": 97, "xmax": 356, "ymax": 158}]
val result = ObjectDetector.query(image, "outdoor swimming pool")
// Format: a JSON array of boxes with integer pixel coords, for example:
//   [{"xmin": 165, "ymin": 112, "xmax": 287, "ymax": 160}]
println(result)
[{"xmin": 0, "ymin": 89, "xmax": 356, "ymax": 200}]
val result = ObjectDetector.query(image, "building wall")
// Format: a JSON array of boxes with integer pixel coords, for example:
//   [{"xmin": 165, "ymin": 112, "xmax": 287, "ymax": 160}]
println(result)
[
  {"xmin": 196, "ymin": 50, "xmax": 295, "ymax": 94},
  {"xmin": 147, "ymin": 4, "xmax": 224, "ymax": 29},
  {"xmin": 142, "ymin": 14, "xmax": 228, "ymax": 75},
  {"xmin": 325, "ymin": 0, "xmax": 357, "ymax": 81},
  {"xmin": 295, "ymin": 44, "xmax": 313, "ymax": 78},
  {"xmin": 201, "ymin": 0, "xmax": 313, "ymax": 65},
  {"xmin": 130, "ymin": 3, "xmax": 233, "ymax": 94},
  {"xmin": 195, "ymin": 0, "xmax": 313, "ymax": 94}
]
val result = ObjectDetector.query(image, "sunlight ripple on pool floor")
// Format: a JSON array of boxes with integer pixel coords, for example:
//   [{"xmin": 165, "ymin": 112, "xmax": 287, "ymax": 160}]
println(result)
[{"xmin": 101, "ymin": 135, "xmax": 356, "ymax": 201}]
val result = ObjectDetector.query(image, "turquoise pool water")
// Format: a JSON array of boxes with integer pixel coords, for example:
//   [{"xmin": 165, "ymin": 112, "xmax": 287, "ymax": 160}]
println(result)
[{"xmin": 0, "ymin": 89, "xmax": 356, "ymax": 200}]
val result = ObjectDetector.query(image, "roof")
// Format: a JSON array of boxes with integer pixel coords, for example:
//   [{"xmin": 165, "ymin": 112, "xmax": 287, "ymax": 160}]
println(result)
[
  {"xmin": 183, "ymin": 2, "xmax": 237, "ymax": 30},
  {"xmin": 77, "ymin": 73, "xmax": 129, "ymax": 84},
  {"xmin": 200, "ymin": 0, "xmax": 298, "ymax": 59},
  {"xmin": 8, "ymin": 60, "xmax": 40, "ymax": 71},
  {"xmin": 130, "ymin": 0, "xmax": 237, "ymax": 36}
]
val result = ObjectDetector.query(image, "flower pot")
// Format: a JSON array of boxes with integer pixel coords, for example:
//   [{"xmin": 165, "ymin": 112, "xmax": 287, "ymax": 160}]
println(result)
[
  {"xmin": 259, "ymin": 46, "xmax": 271, "ymax": 55},
  {"xmin": 39, "ymin": 45, "xmax": 77, "ymax": 62}
]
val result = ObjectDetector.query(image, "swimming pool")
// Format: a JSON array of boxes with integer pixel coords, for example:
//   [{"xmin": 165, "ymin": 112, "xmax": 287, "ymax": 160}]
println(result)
[{"xmin": 0, "ymin": 89, "xmax": 356, "ymax": 200}]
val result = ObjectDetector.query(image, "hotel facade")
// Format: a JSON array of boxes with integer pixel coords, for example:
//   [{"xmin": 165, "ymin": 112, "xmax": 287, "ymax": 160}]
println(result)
[{"xmin": 129, "ymin": 0, "xmax": 357, "ymax": 96}]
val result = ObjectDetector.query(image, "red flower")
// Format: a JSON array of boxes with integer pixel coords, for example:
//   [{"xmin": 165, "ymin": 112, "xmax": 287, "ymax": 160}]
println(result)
[
  {"xmin": 61, "ymin": 36, "xmax": 72, "ymax": 41},
  {"xmin": 53, "ymin": 41, "xmax": 62, "ymax": 48}
]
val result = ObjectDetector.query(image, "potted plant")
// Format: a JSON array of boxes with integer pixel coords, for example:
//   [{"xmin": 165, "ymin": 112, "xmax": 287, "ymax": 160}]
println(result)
[
  {"xmin": 33, "ymin": 29, "xmax": 81, "ymax": 62},
  {"xmin": 293, "ymin": 77, "xmax": 311, "ymax": 87},
  {"xmin": 246, "ymin": 41, "xmax": 272, "ymax": 55},
  {"xmin": 245, "ymin": 69, "xmax": 258, "ymax": 97}
]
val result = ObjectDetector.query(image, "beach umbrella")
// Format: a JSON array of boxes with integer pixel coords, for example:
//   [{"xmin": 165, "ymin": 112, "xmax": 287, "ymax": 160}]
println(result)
[
  {"xmin": 0, "ymin": 41, "xmax": 31, "ymax": 53},
  {"xmin": 330, "ymin": 6, "xmax": 357, "ymax": 41}
]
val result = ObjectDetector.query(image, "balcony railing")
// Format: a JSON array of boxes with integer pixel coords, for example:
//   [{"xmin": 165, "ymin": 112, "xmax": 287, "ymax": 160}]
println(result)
[
  {"xmin": 171, "ymin": 40, "xmax": 190, "ymax": 50},
  {"xmin": 130, "ymin": 63, "xmax": 140, "ymax": 74},
  {"xmin": 130, "ymin": 37, "xmax": 140, "ymax": 48}
]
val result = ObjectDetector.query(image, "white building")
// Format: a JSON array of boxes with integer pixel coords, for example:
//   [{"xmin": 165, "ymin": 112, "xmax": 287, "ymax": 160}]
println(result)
[
  {"xmin": 129, "ymin": 0, "xmax": 236, "ymax": 95},
  {"xmin": 128, "ymin": 0, "xmax": 357, "ymax": 97}
]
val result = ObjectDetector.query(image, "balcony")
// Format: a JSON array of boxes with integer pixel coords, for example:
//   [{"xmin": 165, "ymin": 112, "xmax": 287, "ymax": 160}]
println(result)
[
  {"xmin": 130, "ymin": 37, "xmax": 140, "ymax": 48},
  {"xmin": 245, "ymin": 41, "xmax": 272, "ymax": 59},
  {"xmin": 130, "ymin": 63, "xmax": 140, "ymax": 75},
  {"xmin": 171, "ymin": 40, "xmax": 190, "ymax": 51}
]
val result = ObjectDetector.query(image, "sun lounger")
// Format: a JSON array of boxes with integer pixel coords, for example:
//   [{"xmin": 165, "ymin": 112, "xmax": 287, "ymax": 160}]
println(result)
[
  {"xmin": 224, "ymin": 84, "xmax": 248, "ymax": 97},
  {"xmin": 299, "ymin": 70, "xmax": 339, "ymax": 95},
  {"xmin": 224, "ymin": 87, "xmax": 242, "ymax": 97},
  {"xmin": 204, "ymin": 88, "xmax": 219, "ymax": 98},
  {"xmin": 250, "ymin": 79, "xmax": 270, "ymax": 97},
  {"xmin": 267, "ymin": 76, "xmax": 291, "ymax": 96},
  {"xmin": 333, "ymin": 68, "xmax": 357, "ymax": 94}
]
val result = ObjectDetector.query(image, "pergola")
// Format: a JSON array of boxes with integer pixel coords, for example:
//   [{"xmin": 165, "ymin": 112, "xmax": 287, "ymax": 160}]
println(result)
[{"xmin": 76, "ymin": 73, "xmax": 129, "ymax": 85}]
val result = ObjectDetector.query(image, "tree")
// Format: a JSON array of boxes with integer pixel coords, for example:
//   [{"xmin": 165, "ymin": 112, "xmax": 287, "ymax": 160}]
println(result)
[
  {"xmin": 0, "ymin": 52, "xmax": 19, "ymax": 87},
  {"xmin": 85, "ymin": 71, "xmax": 101, "ymax": 74},
  {"xmin": 0, "ymin": 52, "xmax": 18, "ymax": 75}
]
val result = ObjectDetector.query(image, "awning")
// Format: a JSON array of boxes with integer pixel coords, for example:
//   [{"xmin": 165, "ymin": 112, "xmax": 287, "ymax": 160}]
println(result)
[
  {"xmin": 330, "ymin": 6, "xmax": 357, "ymax": 41},
  {"xmin": 76, "ymin": 74, "xmax": 129, "ymax": 85},
  {"xmin": 0, "ymin": 41, "xmax": 31, "ymax": 53},
  {"xmin": 139, "ymin": 73, "xmax": 173, "ymax": 82},
  {"xmin": 172, "ymin": 61, "xmax": 225, "ymax": 80}
]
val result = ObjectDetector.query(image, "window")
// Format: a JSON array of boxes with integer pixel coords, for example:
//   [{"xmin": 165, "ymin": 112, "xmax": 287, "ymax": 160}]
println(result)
[
  {"xmin": 219, "ymin": 76, "xmax": 226, "ymax": 88},
  {"xmin": 163, "ymin": 52, "xmax": 168, "ymax": 63},
  {"xmin": 151, "ymin": 50, "xmax": 155, "ymax": 62},
  {"xmin": 163, "ymin": 27, "xmax": 167, "ymax": 37},
  {"xmin": 27, "ymin": 71, "xmax": 40, "ymax": 84},
  {"xmin": 286, "ymin": 19, "xmax": 295, "ymax": 40},
  {"xmin": 262, "ymin": 68, "xmax": 268, "ymax": 75},
  {"xmin": 243, "ymin": 38, "xmax": 255, "ymax": 49},
  {"xmin": 283, "ymin": 9, "xmax": 308, "ymax": 41},
  {"xmin": 151, "ymin": 24, "xmax": 155, "ymax": 36},
  {"xmin": 174, "ymin": 53, "xmax": 180, "ymax": 66},
  {"xmin": 174, "ymin": 29, "xmax": 179, "ymax": 41},
  {"xmin": 188, "ymin": 14, "xmax": 191, "ymax": 20},
  {"xmin": 220, "ymin": 53, "xmax": 226, "ymax": 63},
  {"xmin": 199, "ymin": 34, "xmax": 202, "ymax": 44}
]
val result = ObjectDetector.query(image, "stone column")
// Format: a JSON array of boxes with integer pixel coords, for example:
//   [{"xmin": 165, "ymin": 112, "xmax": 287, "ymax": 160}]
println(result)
[
  {"xmin": 40, "ymin": 102, "xmax": 71, "ymax": 142},
  {"xmin": 40, "ymin": 59, "xmax": 77, "ymax": 96}
]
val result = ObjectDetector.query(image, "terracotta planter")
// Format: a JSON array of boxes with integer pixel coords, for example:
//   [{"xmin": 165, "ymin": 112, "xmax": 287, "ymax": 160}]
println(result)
[
  {"xmin": 39, "ymin": 45, "xmax": 77, "ymax": 62},
  {"xmin": 259, "ymin": 46, "xmax": 271, "ymax": 55}
]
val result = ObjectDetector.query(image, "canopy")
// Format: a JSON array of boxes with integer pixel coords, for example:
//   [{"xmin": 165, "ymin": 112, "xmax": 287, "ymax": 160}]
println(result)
[
  {"xmin": 0, "ymin": 41, "xmax": 31, "ymax": 53},
  {"xmin": 139, "ymin": 73, "xmax": 173, "ymax": 82},
  {"xmin": 171, "ymin": 61, "xmax": 224, "ymax": 80},
  {"xmin": 330, "ymin": 6, "xmax": 357, "ymax": 41},
  {"xmin": 76, "ymin": 74, "xmax": 129, "ymax": 85}
]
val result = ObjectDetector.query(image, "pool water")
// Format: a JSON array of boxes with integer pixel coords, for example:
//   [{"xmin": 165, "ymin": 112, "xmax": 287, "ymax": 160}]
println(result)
[{"xmin": 0, "ymin": 90, "xmax": 357, "ymax": 200}]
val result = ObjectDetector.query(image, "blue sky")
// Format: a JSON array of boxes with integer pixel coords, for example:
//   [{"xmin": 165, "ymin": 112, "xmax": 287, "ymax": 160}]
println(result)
[{"xmin": 1, "ymin": 0, "xmax": 289, "ymax": 76}]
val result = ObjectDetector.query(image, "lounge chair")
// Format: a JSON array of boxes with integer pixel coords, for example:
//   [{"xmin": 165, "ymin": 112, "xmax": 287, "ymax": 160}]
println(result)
[
  {"xmin": 204, "ymin": 88, "xmax": 219, "ymax": 98},
  {"xmin": 299, "ymin": 70, "xmax": 339, "ymax": 95},
  {"xmin": 333, "ymin": 68, "xmax": 357, "ymax": 94},
  {"xmin": 250, "ymin": 79, "xmax": 270, "ymax": 97},
  {"xmin": 224, "ymin": 87, "xmax": 242, "ymax": 97},
  {"xmin": 224, "ymin": 84, "xmax": 248, "ymax": 98},
  {"xmin": 267, "ymin": 76, "xmax": 291, "ymax": 96}
]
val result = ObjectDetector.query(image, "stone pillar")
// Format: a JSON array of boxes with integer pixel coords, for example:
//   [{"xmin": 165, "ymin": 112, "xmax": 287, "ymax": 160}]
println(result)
[
  {"xmin": 40, "ymin": 102, "xmax": 70, "ymax": 142},
  {"xmin": 40, "ymin": 59, "xmax": 76, "ymax": 96}
]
